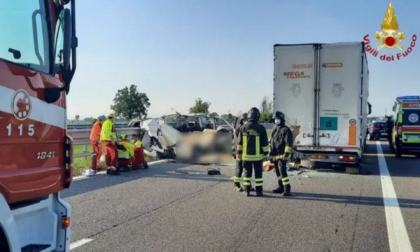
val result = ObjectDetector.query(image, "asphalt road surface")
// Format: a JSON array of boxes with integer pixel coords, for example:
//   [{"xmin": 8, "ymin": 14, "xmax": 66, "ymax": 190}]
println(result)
[{"xmin": 64, "ymin": 141, "xmax": 420, "ymax": 252}]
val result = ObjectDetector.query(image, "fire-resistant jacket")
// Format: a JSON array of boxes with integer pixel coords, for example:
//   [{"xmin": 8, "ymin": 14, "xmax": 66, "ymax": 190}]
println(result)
[
  {"xmin": 100, "ymin": 119, "xmax": 117, "ymax": 141},
  {"xmin": 269, "ymin": 124, "xmax": 293, "ymax": 160},
  {"xmin": 237, "ymin": 121, "xmax": 269, "ymax": 161},
  {"xmin": 90, "ymin": 120, "xmax": 102, "ymax": 142}
]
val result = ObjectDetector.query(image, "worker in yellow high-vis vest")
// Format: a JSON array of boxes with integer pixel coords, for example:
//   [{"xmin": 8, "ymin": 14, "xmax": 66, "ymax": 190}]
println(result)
[{"xmin": 100, "ymin": 113, "xmax": 119, "ymax": 175}]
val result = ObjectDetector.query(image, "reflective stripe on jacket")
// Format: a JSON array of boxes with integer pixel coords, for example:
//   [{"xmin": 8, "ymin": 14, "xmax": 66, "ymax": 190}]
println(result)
[
  {"xmin": 269, "ymin": 125, "xmax": 293, "ymax": 159},
  {"xmin": 237, "ymin": 121, "xmax": 269, "ymax": 161}
]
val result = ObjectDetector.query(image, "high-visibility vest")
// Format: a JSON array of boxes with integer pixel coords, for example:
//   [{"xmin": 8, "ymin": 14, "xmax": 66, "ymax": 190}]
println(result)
[
  {"xmin": 133, "ymin": 140, "xmax": 142, "ymax": 149},
  {"xmin": 117, "ymin": 141, "xmax": 131, "ymax": 159},
  {"xmin": 90, "ymin": 121, "xmax": 101, "ymax": 142},
  {"xmin": 122, "ymin": 141, "xmax": 134, "ymax": 157},
  {"xmin": 100, "ymin": 119, "xmax": 116, "ymax": 141}
]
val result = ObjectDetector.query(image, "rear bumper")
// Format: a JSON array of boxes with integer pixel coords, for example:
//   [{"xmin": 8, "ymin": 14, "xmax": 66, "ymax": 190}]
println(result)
[
  {"xmin": 400, "ymin": 143, "xmax": 420, "ymax": 153},
  {"xmin": 293, "ymin": 151, "xmax": 359, "ymax": 165}
]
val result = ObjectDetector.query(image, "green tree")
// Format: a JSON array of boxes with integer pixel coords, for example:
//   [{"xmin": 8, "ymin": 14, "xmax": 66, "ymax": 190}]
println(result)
[
  {"xmin": 110, "ymin": 84, "xmax": 151, "ymax": 120},
  {"xmin": 189, "ymin": 98, "xmax": 211, "ymax": 114},
  {"xmin": 221, "ymin": 114, "xmax": 235, "ymax": 123},
  {"xmin": 259, "ymin": 112, "xmax": 272, "ymax": 123},
  {"xmin": 260, "ymin": 96, "xmax": 273, "ymax": 114},
  {"xmin": 209, "ymin": 112, "xmax": 219, "ymax": 117},
  {"xmin": 259, "ymin": 96, "xmax": 273, "ymax": 123}
]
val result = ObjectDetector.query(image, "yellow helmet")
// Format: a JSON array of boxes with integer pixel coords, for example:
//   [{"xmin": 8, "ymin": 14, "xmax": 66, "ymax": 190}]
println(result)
[{"xmin": 108, "ymin": 113, "xmax": 115, "ymax": 118}]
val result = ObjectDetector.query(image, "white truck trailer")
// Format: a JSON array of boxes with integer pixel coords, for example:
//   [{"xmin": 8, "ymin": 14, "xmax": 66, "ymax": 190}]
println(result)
[{"xmin": 273, "ymin": 42, "xmax": 370, "ymax": 167}]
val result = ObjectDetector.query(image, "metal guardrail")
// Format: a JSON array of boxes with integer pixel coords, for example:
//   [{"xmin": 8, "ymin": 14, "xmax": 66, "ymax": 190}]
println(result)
[
  {"xmin": 68, "ymin": 127, "xmax": 142, "ymax": 158},
  {"xmin": 68, "ymin": 124, "xmax": 274, "ymax": 158}
]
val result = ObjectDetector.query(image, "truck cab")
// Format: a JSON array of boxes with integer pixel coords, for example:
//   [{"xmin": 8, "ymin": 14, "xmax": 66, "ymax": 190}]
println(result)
[
  {"xmin": 0, "ymin": 0, "xmax": 77, "ymax": 251},
  {"xmin": 391, "ymin": 96, "xmax": 420, "ymax": 158}
]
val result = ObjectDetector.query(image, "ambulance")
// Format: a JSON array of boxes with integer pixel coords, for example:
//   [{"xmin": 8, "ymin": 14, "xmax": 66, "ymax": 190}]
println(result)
[{"xmin": 391, "ymin": 96, "xmax": 420, "ymax": 158}]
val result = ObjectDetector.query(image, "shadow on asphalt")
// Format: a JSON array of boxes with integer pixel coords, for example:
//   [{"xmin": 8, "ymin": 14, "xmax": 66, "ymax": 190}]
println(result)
[
  {"xmin": 312, "ymin": 141, "xmax": 420, "ymax": 178},
  {"xmin": 62, "ymin": 161, "xmax": 233, "ymax": 199},
  {"xmin": 260, "ymin": 192, "xmax": 420, "ymax": 209}
]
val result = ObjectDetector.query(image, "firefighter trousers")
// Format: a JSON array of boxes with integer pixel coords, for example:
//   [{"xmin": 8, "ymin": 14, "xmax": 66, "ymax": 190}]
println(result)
[
  {"xmin": 233, "ymin": 160, "xmax": 243, "ymax": 187},
  {"xmin": 243, "ymin": 160, "xmax": 263, "ymax": 193},
  {"xmin": 274, "ymin": 160, "xmax": 291, "ymax": 191}
]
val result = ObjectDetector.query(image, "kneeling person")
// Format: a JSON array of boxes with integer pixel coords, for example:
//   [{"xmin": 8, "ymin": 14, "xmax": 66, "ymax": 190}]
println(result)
[
  {"xmin": 117, "ymin": 134, "xmax": 133, "ymax": 172},
  {"xmin": 130, "ymin": 134, "xmax": 149, "ymax": 169}
]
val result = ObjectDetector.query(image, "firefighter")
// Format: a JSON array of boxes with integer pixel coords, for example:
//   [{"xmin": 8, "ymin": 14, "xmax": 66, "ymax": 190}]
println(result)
[
  {"xmin": 269, "ymin": 111, "xmax": 293, "ymax": 196},
  {"xmin": 85, "ymin": 115, "xmax": 107, "ymax": 176},
  {"xmin": 233, "ymin": 113, "xmax": 254, "ymax": 192},
  {"xmin": 117, "ymin": 134, "xmax": 134, "ymax": 172},
  {"xmin": 100, "ymin": 113, "xmax": 120, "ymax": 175},
  {"xmin": 237, "ymin": 107, "xmax": 269, "ymax": 197},
  {"xmin": 130, "ymin": 134, "xmax": 149, "ymax": 169}
]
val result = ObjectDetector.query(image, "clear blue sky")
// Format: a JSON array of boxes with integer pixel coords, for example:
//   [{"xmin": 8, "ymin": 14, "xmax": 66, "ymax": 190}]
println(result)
[{"xmin": 67, "ymin": 0, "xmax": 420, "ymax": 119}]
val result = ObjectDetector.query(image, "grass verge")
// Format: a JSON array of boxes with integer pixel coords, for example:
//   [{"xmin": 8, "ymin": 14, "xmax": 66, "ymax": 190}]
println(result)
[{"xmin": 73, "ymin": 144, "xmax": 156, "ymax": 176}]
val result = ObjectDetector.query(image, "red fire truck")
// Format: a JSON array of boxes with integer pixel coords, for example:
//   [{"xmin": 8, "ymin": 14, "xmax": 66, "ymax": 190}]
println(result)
[{"xmin": 0, "ymin": 0, "xmax": 77, "ymax": 251}]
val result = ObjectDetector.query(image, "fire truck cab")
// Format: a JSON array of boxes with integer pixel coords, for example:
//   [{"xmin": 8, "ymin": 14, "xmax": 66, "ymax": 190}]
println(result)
[
  {"xmin": 391, "ymin": 96, "xmax": 420, "ymax": 158},
  {"xmin": 0, "ymin": 0, "xmax": 77, "ymax": 251}
]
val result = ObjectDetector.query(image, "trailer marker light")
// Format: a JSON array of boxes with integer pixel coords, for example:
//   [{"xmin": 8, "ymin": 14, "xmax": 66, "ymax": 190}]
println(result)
[{"xmin": 62, "ymin": 217, "xmax": 70, "ymax": 229}]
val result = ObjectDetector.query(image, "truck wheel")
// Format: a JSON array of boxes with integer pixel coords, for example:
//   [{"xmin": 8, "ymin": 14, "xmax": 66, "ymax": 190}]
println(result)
[{"xmin": 0, "ymin": 228, "xmax": 10, "ymax": 252}]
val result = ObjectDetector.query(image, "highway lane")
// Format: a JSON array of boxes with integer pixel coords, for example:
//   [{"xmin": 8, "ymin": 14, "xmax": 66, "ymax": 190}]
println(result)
[
  {"xmin": 63, "ymin": 141, "xmax": 419, "ymax": 252},
  {"xmin": 381, "ymin": 140, "xmax": 420, "ymax": 251}
]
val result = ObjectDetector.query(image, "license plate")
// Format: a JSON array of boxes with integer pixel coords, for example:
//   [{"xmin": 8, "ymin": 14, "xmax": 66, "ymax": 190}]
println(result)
[
  {"xmin": 405, "ymin": 135, "xmax": 420, "ymax": 139},
  {"xmin": 308, "ymin": 154, "xmax": 325, "ymax": 159},
  {"xmin": 381, "ymin": 132, "xmax": 387, "ymax": 135}
]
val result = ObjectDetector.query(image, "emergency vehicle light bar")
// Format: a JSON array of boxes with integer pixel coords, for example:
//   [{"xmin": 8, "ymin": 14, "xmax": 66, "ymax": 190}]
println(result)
[{"xmin": 396, "ymin": 96, "xmax": 420, "ymax": 101}]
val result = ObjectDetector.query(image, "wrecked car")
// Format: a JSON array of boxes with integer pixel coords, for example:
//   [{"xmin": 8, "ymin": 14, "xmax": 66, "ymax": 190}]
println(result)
[{"xmin": 128, "ymin": 113, "xmax": 235, "ymax": 163}]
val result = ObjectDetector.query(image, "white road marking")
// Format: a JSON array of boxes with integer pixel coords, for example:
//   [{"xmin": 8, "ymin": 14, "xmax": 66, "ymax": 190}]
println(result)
[
  {"xmin": 70, "ymin": 238, "xmax": 93, "ymax": 250},
  {"xmin": 72, "ymin": 159, "xmax": 170, "ymax": 180},
  {"xmin": 376, "ymin": 141, "xmax": 413, "ymax": 252}
]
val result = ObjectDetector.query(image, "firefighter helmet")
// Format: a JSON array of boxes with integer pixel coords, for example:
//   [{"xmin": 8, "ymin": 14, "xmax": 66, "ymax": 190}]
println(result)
[
  {"xmin": 239, "ymin": 113, "xmax": 248, "ymax": 125},
  {"xmin": 247, "ymin": 107, "xmax": 260, "ymax": 122},
  {"xmin": 273, "ymin": 111, "xmax": 285, "ymax": 121}
]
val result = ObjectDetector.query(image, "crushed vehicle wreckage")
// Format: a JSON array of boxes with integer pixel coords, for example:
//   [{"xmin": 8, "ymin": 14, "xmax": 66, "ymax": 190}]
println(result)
[{"xmin": 128, "ymin": 113, "xmax": 235, "ymax": 164}]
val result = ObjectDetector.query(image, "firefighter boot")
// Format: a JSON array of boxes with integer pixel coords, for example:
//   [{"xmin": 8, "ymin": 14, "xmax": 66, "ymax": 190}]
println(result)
[
  {"xmin": 272, "ymin": 181, "xmax": 284, "ymax": 194},
  {"xmin": 243, "ymin": 186, "xmax": 251, "ymax": 197},
  {"xmin": 283, "ymin": 184, "xmax": 292, "ymax": 196},
  {"xmin": 256, "ymin": 186, "xmax": 264, "ymax": 197},
  {"xmin": 234, "ymin": 182, "xmax": 243, "ymax": 192}
]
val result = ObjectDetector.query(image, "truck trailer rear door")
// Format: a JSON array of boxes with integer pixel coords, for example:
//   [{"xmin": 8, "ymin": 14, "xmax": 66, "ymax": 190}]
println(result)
[
  {"xmin": 273, "ymin": 44, "xmax": 316, "ymax": 148},
  {"xmin": 317, "ymin": 42, "xmax": 365, "ymax": 150}
]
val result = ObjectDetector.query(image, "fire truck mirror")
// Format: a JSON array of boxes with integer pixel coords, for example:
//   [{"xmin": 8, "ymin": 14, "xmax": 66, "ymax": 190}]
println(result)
[
  {"xmin": 61, "ymin": 8, "xmax": 72, "ymax": 73},
  {"xmin": 54, "ymin": 8, "xmax": 72, "ymax": 74}
]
